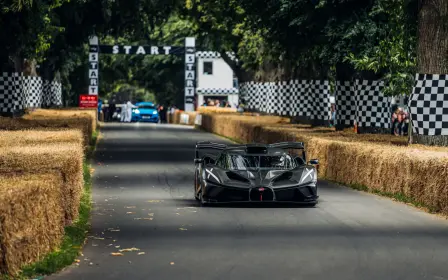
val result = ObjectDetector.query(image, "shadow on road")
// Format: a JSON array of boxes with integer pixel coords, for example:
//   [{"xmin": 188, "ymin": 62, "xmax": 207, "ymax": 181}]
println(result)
[{"xmin": 173, "ymin": 198, "xmax": 317, "ymax": 209}]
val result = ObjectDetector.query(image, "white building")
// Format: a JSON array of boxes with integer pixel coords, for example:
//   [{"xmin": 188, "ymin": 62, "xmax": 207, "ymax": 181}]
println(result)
[{"xmin": 195, "ymin": 51, "xmax": 239, "ymax": 107}]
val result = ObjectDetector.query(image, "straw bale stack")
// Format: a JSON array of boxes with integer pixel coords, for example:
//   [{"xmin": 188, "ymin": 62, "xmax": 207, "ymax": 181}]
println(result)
[
  {"xmin": 198, "ymin": 107, "xmax": 237, "ymax": 114},
  {"xmin": 0, "ymin": 173, "xmax": 64, "ymax": 276},
  {"xmin": 199, "ymin": 113, "xmax": 448, "ymax": 214},
  {"xmin": 28, "ymin": 108, "xmax": 97, "ymax": 132},
  {"xmin": 0, "ymin": 143, "xmax": 84, "ymax": 225},
  {"xmin": 0, "ymin": 130, "xmax": 84, "ymax": 147},
  {"xmin": 0, "ymin": 116, "xmax": 92, "ymax": 147}
]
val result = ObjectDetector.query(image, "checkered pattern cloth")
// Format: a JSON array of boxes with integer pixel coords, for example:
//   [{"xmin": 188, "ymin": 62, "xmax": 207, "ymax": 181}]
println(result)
[
  {"xmin": 240, "ymin": 80, "xmax": 331, "ymax": 120},
  {"xmin": 335, "ymin": 80, "xmax": 356, "ymax": 126},
  {"xmin": 42, "ymin": 80, "xmax": 62, "ymax": 107},
  {"xmin": 409, "ymin": 74, "xmax": 448, "ymax": 136},
  {"xmin": 0, "ymin": 72, "xmax": 25, "ymax": 114},
  {"xmin": 23, "ymin": 76, "xmax": 43, "ymax": 108},
  {"xmin": 196, "ymin": 88, "xmax": 239, "ymax": 95},
  {"xmin": 354, "ymin": 80, "xmax": 391, "ymax": 129},
  {"xmin": 196, "ymin": 51, "xmax": 238, "ymax": 61}
]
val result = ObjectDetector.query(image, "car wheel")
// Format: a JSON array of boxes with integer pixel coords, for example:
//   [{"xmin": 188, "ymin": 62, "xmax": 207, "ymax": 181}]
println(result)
[
  {"xmin": 198, "ymin": 184, "xmax": 209, "ymax": 206},
  {"xmin": 194, "ymin": 170, "xmax": 200, "ymax": 201}
]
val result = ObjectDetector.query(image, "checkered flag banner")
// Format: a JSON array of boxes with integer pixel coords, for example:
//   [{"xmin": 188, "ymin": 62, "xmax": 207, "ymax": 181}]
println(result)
[
  {"xmin": 354, "ymin": 80, "xmax": 391, "ymax": 129},
  {"xmin": 0, "ymin": 72, "xmax": 25, "ymax": 115},
  {"xmin": 23, "ymin": 76, "xmax": 43, "ymax": 108},
  {"xmin": 196, "ymin": 88, "xmax": 239, "ymax": 95},
  {"xmin": 409, "ymin": 74, "xmax": 448, "ymax": 136},
  {"xmin": 335, "ymin": 80, "xmax": 356, "ymax": 126},
  {"xmin": 42, "ymin": 80, "xmax": 62, "ymax": 107}
]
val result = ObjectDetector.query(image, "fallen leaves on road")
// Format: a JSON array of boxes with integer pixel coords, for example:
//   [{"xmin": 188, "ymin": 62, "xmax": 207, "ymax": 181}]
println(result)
[
  {"xmin": 144, "ymin": 218, "xmax": 153, "ymax": 221},
  {"xmin": 175, "ymin": 213, "xmax": 180, "ymax": 215},
  {"xmin": 148, "ymin": 213, "xmax": 154, "ymax": 217},
  {"xmin": 91, "ymin": 237, "xmax": 104, "ymax": 240},
  {"xmin": 74, "ymin": 259, "xmax": 80, "ymax": 263},
  {"xmin": 134, "ymin": 218, "xmax": 142, "ymax": 220},
  {"xmin": 119, "ymin": 247, "xmax": 140, "ymax": 252},
  {"xmin": 146, "ymin": 200, "xmax": 163, "ymax": 203},
  {"xmin": 115, "ymin": 246, "xmax": 121, "ymax": 249},
  {"xmin": 126, "ymin": 212, "xmax": 136, "ymax": 214},
  {"xmin": 110, "ymin": 253, "xmax": 124, "ymax": 256},
  {"xmin": 125, "ymin": 206, "xmax": 136, "ymax": 209},
  {"xmin": 179, "ymin": 228, "xmax": 188, "ymax": 231},
  {"xmin": 170, "ymin": 262, "xmax": 175, "ymax": 265},
  {"xmin": 137, "ymin": 252, "xmax": 146, "ymax": 255}
]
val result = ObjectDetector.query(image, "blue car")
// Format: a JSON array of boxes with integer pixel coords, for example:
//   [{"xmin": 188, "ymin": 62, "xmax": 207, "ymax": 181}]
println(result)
[{"xmin": 131, "ymin": 102, "xmax": 159, "ymax": 123}]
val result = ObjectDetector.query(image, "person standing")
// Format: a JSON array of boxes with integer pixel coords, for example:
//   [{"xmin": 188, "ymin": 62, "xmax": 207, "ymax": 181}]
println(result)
[
  {"xmin": 108, "ymin": 100, "xmax": 116, "ymax": 122},
  {"xmin": 120, "ymin": 104, "xmax": 126, "ymax": 122},
  {"xmin": 125, "ymin": 101, "xmax": 137, "ymax": 123}
]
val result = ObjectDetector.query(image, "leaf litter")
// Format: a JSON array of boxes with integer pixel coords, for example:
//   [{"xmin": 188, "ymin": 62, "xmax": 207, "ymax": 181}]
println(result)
[{"xmin": 119, "ymin": 247, "xmax": 140, "ymax": 252}]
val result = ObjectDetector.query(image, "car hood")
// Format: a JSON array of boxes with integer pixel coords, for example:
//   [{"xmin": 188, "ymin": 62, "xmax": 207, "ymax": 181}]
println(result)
[{"xmin": 205, "ymin": 165, "xmax": 317, "ymax": 188}]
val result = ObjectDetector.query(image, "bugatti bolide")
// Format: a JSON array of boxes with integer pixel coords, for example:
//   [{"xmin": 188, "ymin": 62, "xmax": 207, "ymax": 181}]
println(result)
[{"xmin": 193, "ymin": 142, "xmax": 319, "ymax": 206}]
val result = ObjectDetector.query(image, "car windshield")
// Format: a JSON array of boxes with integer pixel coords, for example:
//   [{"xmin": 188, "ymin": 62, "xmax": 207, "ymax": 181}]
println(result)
[
  {"xmin": 138, "ymin": 105, "xmax": 156, "ymax": 109},
  {"xmin": 228, "ymin": 154, "xmax": 296, "ymax": 170}
]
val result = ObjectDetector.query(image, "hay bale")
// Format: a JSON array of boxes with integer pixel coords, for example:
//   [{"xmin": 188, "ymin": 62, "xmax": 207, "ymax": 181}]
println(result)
[
  {"xmin": 0, "ymin": 143, "xmax": 84, "ymax": 225},
  {"xmin": 0, "ymin": 130, "xmax": 84, "ymax": 147},
  {"xmin": 198, "ymin": 107, "xmax": 237, "ymax": 114},
  {"xmin": 28, "ymin": 108, "xmax": 97, "ymax": 132},
  {"xmin": 0, "ymin": 116, "xmax": 92, "ymax": 147},
  {"xmin": 0, "ymin": 173, "xmax": 64, "ymax": 277},
  {"xmin": 199, "ymin": 113, "xmax": 448, "ymax": 215}
]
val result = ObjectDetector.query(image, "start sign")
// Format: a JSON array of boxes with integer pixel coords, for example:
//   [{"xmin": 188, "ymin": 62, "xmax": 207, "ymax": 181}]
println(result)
[{"xmin": 79, "ymin": 94, "xmax": 98, "ymax": 108}]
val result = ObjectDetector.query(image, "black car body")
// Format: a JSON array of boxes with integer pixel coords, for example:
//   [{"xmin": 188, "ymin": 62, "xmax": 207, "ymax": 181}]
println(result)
[{"xmin": 193, "ymin": 142, "xmax": 319, "ymax": 206}]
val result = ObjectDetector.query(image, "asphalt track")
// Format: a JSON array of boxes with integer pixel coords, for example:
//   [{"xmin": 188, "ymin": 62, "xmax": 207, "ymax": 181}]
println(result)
[{"xmin": 49, "ymin": 123, "xmax": 448, "ymax": 280}]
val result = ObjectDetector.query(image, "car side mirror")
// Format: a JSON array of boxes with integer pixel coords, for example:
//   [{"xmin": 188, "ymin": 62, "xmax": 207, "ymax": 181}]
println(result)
[
  {"xmin": 194, "ymin": 158, "xmax": 203, "ymax": 164},
  {"xmin": 309, "ymin": 159, "xmax": 319, "ymax": 165}
]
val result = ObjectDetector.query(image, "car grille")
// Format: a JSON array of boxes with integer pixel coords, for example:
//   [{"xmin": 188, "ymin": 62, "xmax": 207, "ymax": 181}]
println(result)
[{"xmin": 250, "ymin": 188, "xmax": 274, "ymax": 202}]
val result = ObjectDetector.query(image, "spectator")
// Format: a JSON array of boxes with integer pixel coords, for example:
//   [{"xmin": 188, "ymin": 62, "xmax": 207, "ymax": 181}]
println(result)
[
  {"xmin": 391, "ymin": 108, "xmax": 399, "ymax": 135},
  {"xmin": 108, "ymin": 100, "xmax": 116, "ymax": 122},
  {"xmin": 329, "ymin": 104, "xmax": 336, "ymax": 127}
]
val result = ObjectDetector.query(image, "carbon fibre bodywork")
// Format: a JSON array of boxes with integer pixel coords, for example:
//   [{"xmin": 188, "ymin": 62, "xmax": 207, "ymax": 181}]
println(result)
[{"xmin": 193, "ymin": 142, "xmax": 319, "ymax": 206}]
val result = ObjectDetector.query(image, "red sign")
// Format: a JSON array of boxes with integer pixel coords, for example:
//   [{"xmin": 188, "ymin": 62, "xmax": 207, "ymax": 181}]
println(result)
[{"xmin": 79, "ymin": 94, "xmax": 98, "ymax": 108}]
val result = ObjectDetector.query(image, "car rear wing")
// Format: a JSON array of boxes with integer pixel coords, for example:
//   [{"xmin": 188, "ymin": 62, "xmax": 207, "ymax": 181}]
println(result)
[
  {"xmin": 195, "ymin": 141, "xmax": 306, "ymax": 159},
  {"xmin": 267, "ymin": 142, "xmax": 304, "ymax": 150},
  {"xmin": 195, "ymin": 141, "xmax": 229, "ymax": 159}
]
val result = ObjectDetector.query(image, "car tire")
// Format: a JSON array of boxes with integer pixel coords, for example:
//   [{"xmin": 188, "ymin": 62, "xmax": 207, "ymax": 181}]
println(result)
[{"xmin": 194, "ymin": 170, "xmax": 200, "ymax": 201}]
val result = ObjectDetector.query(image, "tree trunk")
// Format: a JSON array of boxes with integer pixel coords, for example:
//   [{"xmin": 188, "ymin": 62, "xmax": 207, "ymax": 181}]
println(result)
[
  {"xmin": 23, "ymin": 59, "xmax": 38, "ymax": 76},
  {"xmin": 416, "ymin": 0, "xmax": 448, "ymax": 74},
  {"xmin": 412, "ymin": 0, "xmax": 448, "ymax": 145},
  {"xmin": 220, "ymin": 51, "xmax": 254, "ymax": 82}
]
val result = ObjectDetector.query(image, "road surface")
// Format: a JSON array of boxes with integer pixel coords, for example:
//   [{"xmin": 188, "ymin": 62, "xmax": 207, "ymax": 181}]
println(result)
[{"xmin": 49, "ymin": 123, "xmax": 448, "ymax": 280}]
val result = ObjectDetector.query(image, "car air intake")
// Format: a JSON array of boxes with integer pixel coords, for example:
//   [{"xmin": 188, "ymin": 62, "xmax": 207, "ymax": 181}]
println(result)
[
  {"xmin": 226, "ymin": 172, "xmax": 250, "ymax": 183},
  {"xmin": 272, "ymin": 172, "xmax": 293, "ymax": 184}
]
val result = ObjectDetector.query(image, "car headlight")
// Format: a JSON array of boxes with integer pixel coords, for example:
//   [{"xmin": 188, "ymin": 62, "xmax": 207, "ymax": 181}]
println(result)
[
  {"xmin": 134, "ymin": 109, "xmax": 140, "ymax": 114},
  {"xmin": 152, "ymin": 111, "xmax": 158, "ymax": 115},
  {"xmin": 300, "ymin": 168, "xmax": 316, "ymax": 185}
]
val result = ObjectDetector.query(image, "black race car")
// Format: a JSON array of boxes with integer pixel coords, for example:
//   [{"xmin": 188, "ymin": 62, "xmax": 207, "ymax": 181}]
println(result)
[{"xmin": 193, "ymin": 141, "xmax": 319, "ymax": 206}]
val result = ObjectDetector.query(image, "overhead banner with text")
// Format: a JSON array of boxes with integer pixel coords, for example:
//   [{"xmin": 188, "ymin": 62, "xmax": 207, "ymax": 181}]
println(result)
[{"xmin": 88, "ymin": 36, "xmax": 196, "ymax": 112}]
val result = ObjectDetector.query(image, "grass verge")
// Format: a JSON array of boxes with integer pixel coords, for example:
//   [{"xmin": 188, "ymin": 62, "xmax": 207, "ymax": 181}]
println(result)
[{"xmin": 9, "ymin": 131, "xmax": 98, "ymax": 279}]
